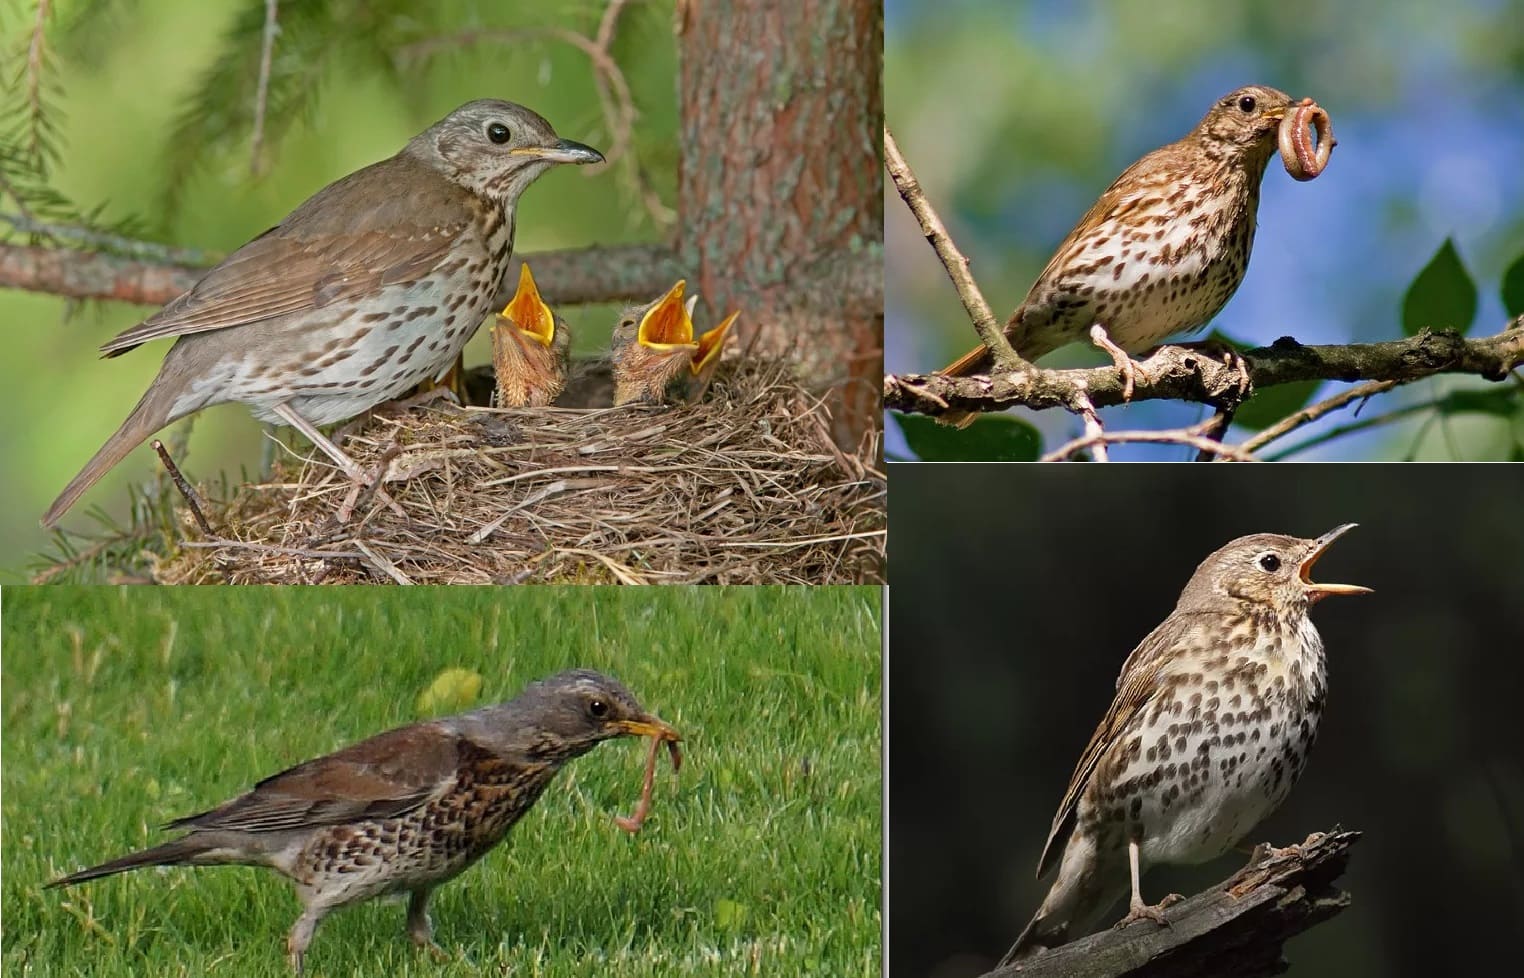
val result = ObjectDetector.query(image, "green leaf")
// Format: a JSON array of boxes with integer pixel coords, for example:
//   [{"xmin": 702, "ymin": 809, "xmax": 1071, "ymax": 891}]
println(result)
[
  {"xmin": 416, "ymin": 667, "xmax": 483, "ymax": 716},
  {"xmin": 1501, "ymin": 252, "xmax": 1524, "ymax": 318},
  {"xmin": 714, "ymin": 899, "xmax": 750, "ymax": 932},
  {"xmin": 1402, "ymin": 238, "xmax": 1477, "ymax": 337},
  {"xmin": 1232, "ymin": 380, "xmax": 1321, "ymax": 431},
  {"xmin": 893, "ymin": 412, "xmax": 1041, "ymax": 461}
]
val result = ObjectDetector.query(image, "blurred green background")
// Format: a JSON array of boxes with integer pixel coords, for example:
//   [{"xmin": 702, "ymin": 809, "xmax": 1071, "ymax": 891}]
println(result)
[
  {"xmin": 888, "ymin": 466, "xmax": 1524, "ymax": 977},
  {"xmin": 886, "ymin": 0, "xmax": 1524, "ymax": 460},
  {"xmin": 3, "ymin": 584, "xmax": 882, "ymax": 975},
  {"xmin": 0, "ymin": 0, "xmax": 682, "ymax": 577}
]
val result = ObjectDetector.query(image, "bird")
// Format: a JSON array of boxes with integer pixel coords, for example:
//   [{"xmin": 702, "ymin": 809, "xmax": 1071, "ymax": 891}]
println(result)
[
  {"xmin": 1001, "ymin": 525, "xmax": 1370, "ymax": 964},
  {"xmin": 490, "ymin": 263, "xmax": 570, "ymax": 407},
  {"xmin": 43, "ymin": 99, "xmax": 604, "ymax": 527},
  {"xmin": 937, "ymin": 84, "xmax": 1297, "ymax": 427},
  {"xmin": 48, "ymin": 670, "xmax": 680, "ymax": 974},
  {"xmin": 610, "ymin": 279, "xmax": 738, "ymax": 406}
]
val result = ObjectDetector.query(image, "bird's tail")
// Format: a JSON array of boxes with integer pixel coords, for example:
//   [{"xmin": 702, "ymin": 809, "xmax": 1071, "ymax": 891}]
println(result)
[
  {"xmin": 47, "ymin": 836, "xmax": 210, "ymax": 888},
  {"xmin": 42, "ymin": 372, "xmax": 183, "ymax": 529}
]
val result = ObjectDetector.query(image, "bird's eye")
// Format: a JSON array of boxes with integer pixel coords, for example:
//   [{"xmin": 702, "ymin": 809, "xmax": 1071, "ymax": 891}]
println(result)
[
  {"xmin": 1237, "ymin": 95, "xmax": 1257, "ymax": 114},
  {"xmin": 1256, "ymin": 552, "xmax": 1281, "ymax": 572},
  {"xmin": 487, "ymin": 122, "xmax": 512, "ymax": 144},
  {"xmin": 588, "ymin": 699, "xmax": 609, "ymax": 718}
]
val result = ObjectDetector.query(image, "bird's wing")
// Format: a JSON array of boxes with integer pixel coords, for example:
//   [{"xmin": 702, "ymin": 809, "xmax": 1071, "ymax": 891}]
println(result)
[
  {"xmin": 1034, "ymin": 611, "xmax": 1196, "ymax": 878},
  {"xmin": 100, "ymin": 156, "xmax": 474, "ymax": 356},
  {"xmin": 168, "ymin": 722, "xmax": 473, "ymax": 834}
]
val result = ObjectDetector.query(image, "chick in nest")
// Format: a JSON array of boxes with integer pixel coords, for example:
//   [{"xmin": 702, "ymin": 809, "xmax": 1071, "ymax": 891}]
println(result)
[
  {"xmin": 610, "ymin": 279, "xmax": 737, "ymax": 406},
  {"xmin": 491, "ymin": 263, "xmax": 571, "ymax": 407}
]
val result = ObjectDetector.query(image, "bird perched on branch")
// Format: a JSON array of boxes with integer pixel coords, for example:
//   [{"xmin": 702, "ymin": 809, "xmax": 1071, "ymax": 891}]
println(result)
[
  {"xmin": 491, "ymin": 263, "xmax": 570, "ymax": 407},
  {"xmin": 1002, "ymin": 526, "xmax": 1370, "ymax": 963},
  {"xmin": 937, "ymin": 85, "xmax": 1299, "ymax": 427},
  {"xmin": 610, "ymin": 279, "xmax": 737, "ymax": 406},
  {"xmin": 43, "ymin": 99, "xmax": 603, "ymax": 527},
  {"xmin": 48, "ymin": 670, "xmax": 680, "ymax": 975}
]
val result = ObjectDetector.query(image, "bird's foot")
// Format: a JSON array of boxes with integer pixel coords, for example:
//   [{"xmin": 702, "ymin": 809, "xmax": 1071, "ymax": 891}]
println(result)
[
  {"xmin": 1178, "ymin": 339, "xmax": 1253, "ymax": 399},
  {"xmin": 1114, "ymin": 892, "xmax": 1184, "ymax": 930},
  {"xmin": 1089, "ymin": 324, "xmax": 1148, "ymax": 400}
]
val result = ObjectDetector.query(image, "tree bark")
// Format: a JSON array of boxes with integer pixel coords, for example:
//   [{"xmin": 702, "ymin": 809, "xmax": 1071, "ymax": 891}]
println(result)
[{"xmin": 676, "ymin": 0, "xmax": 884, "ymax": 443}]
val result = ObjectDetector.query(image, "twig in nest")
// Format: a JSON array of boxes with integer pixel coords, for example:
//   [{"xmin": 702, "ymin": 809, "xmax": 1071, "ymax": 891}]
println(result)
[
  {"xmin": 614, "ymin": 732, "xmax": 682, "ymax": 833},
  {"xmin": 152, "ymin": 439, "xmax": 213, "ymax": 535},
  {"xmin": 1041, "ymin": 418, "xmax": 1260, "ymax": 462}
]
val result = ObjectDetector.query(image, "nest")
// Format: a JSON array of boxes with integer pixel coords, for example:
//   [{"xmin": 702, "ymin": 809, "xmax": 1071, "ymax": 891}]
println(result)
[{"xmin": 153, "ymin": 361, "xmax": 884, "ymax": 584}]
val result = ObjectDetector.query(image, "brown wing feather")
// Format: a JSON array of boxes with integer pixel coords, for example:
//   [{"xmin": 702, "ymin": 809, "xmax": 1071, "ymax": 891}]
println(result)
[
  {"xmin": 101, "ymin": 153, "xmax": 474, "ymax": 357},
  {"xmin": 168, "ymin": 721, "xmax": 471, "ymax": 834},
  {"xmin": 1034, "ymin": 611, "xmax": 1196, "ymax": 878}
]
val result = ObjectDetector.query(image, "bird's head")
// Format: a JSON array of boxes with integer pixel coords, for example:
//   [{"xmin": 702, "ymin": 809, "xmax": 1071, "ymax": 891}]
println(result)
[
  {"xmin": 1182, "ymin": 524, "xmax": 1372, "ymax": 614},
  {"xmin": 611, "ymin": 280, "xmax": 700, "ymax": 405},
  {"xmin": 413, "ymin": 99, "xmax": 604, "ymax": 202},
  {"xmin": 1195, "ymin": 85, "xmax": 1294, "ymax": 164},
  {"xmin": 513, "ymin": 670, "xmax": 680, "ymax": 761}
]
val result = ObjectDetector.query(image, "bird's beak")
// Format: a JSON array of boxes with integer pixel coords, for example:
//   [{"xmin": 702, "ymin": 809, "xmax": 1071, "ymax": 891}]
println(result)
[
  {"xmin": 637, "ymin": 281, "xmax": 699, "ymax": 350},
  {"xmin": 613, "ymin": 714, "xmax": 683, "ymax": 744},
  {"xmin": 511, "ymin": 138, "xmax": 605, "ymax": 165},
  {"xmin": 499, "ymin": 263, "xmax": 555, "ymax": 348},
  {"xmin": 1264, "ymin": 105, "xmax": 1289, "ymax": 122},
  {"xmin": 1299, "ymin": 523, "xmax": 1372, "ymax": 602},
  {"xmin": 692, "ymin": 311, "xmax": 739, "ymax": 375}
]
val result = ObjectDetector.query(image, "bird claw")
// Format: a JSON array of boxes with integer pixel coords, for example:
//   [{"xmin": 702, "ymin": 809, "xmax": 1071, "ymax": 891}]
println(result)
[
  {"xmin": 1089, "ymin": 324, "xmax": 1147, "ymax": 400},
  {"xmin": 1114, "ymin": 893, "xmax": 1184, "ymax": 930}
]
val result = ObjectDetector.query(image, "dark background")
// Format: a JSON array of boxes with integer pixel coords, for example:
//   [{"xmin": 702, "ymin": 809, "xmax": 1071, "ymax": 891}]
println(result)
[{"xmin": 888, "ymin": 465, "xmax": 1524, "ymax": 978}]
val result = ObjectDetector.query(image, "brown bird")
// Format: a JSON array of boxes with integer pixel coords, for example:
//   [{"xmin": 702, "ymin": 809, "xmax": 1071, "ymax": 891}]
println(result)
[
  {"xmin": 43, "ymin": 99, "xmax": 603, "ymax": 527},
  {"xmin": 1002, "ymin": 525, "xmax": 1370, "ymax": 963},
  {"xmin": 610, "ymin": 280, "xmax": 737, "ymax": 406},
  {"xmin": 48, "ymin": 670, "xmax": 680, "ymax": 974},
  {"xmin": 491, "ymin": 263, "xmax": 571, "ymax": 407},
  {"xmin": 938, "ymin": 84, "xmax": 1296, "ymax": 427}
]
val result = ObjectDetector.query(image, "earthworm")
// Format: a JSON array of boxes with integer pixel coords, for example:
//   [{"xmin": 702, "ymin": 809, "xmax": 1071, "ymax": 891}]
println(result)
[
  {"xmin": 1279, "ymin": 98, "xmax": 1335, "ymax": 181},
  {"xmin": 614, "ymin": 734, "xmax": 682, "ymax": 833}
]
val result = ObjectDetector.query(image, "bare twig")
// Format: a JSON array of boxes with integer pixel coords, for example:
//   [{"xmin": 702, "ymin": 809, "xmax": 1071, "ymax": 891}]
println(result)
[
  {"xmin": 1237, "ymin": 379, "xmax": 1398, "ymax": 456},
  {"xmin": 884, "ymin": 125, "xmax": 1022, "ymax": 368},
  {"xmin": 151, "ymin": 439, "xmax": 213, "ymax": 535},
  {"xmin": 1041, "ymin": 417, "xmax": 1260, "ymax": 462},
  {"xmin": 886, "ymin": 323, "xmax": 1524, "ymax": 420},
  {"xmin": 991, "ymin": 830, "xmax": 1361, "ymax": 978},
  {"xmin": 250, "ymin": 0, "xmax": 280, "ymax": 176}
]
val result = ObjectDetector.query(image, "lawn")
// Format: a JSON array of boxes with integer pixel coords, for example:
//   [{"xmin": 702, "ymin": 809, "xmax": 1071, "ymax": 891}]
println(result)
[{"xmin": 1, "ymin": 586, "xmax": 882, "ymax": 977}]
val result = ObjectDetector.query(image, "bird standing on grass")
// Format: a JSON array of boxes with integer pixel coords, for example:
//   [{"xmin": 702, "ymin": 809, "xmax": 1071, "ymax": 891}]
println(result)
[
  {"xmin": 43, "ymin": 99, "xmax": 604, "ymax": 527},
  {"xmin": 938, "ymin": 85, "xmax": 1301, "ymax": 427},
  {"xmin": 1002, "ymin": 526, "xmax": 1370, "ymax": 963},
  {"xmin": 611, "ymin": 279, "xmax": 738, "ymax": 406},
  {"xmin": 49, "ymin": 670, "xmax": 680, "ymax": 975}
]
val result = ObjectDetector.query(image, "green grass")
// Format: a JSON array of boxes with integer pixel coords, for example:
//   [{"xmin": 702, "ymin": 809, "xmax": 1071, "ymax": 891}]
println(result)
[{"xmin": 1, "ymin": 586, "xmax": 882, "ymax": 977}]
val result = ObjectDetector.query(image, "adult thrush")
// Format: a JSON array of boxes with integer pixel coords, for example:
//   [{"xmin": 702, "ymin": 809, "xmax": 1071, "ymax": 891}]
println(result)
[
  {"xmin": 491, "ymin": 263, "xmax": 570, "ymax": 407},
  {"xmin": 43, "ymin": 100, "xmax": 603, "ymax": 527},
  {"xmin": 610, "ymin": 280, "xmax": 737, "ymax": 406},
  {"xmin": 938, "ymin": 84, "xmax": 1296, "ymax": 427},
  {"xmin": 1001, "ymin": 526, "xmax": 1370, "ymax": 963},
  {"xmin": 49, "ymin": 670, "xmax": 680, "ymax": 974}
]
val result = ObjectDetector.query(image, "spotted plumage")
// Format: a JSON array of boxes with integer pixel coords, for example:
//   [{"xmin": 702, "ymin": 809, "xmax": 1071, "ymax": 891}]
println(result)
[
  {"xmin": 1002, "ymin": 526, "xmax": 1370, "ymax": 963},
  {"xmin": 44, "ymin": 99, "xmax": 604, "ymax": 528},
  {"xmin": 938, "ymin": 84, "xmax": 1296, "ymax": 427},
  {"xmin": 48, "ymin": 670, "xmax": 680, "ymax": 975}
]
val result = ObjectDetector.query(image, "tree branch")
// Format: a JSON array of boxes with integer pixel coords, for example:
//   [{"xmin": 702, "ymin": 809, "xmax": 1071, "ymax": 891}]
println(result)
[
  {"xmin": 990, "ymin": 830, "xmax": 1361, "ymax": 978},
  {"xmin": 886, "ymin": 321, "xmax": 1524, "ymax": 419}
]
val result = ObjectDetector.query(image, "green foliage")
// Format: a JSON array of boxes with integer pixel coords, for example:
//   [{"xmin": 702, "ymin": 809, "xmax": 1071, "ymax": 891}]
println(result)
[
  {"xmin": 1401, "ymin": 238, "xmax": 1478, "ymax": 337},
  {"xmin": 1232, "ymin": 379, "xmax": 1321, "ymax": 432},
  {"xmin": 2, "ymin": 586, "xmax": 882, "ymax": 976},
  {"xmin": 1501, "ymin": 252, "xmax": 1524, "ymax": 318},
  {"xmin": 892, "ymin": 411, "xmax": 1041, "ymax": 461}
]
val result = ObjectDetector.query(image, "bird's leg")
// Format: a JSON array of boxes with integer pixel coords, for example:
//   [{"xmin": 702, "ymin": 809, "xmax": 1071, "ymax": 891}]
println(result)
[
  {"xmin": 1113, "ymin": 839, "xmax": 1184, "ymax": 930},
  {"xmin": 272, "ymin": 402, "xmax": 404, "ymax": 520},
  {"xmin": 406, "ymin": 888, "xmax": 450, "ymax": 962},
  {"xmin": 1176, "ymin": 338, "xmax": 1253, "ymax": 398},
  {"xmin": 1089, "ymin": 324, "xmax": 1148, "ymax": 400},
  {"xmin": 286, "ymin": 905, "xmax": 330, "ymax": 976}
]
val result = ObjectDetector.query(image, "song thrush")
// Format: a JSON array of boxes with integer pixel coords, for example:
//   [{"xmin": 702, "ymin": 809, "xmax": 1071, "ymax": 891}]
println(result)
[
  {"xmin": 1001, "ymin": 525, "xmax": 1370, "ymax": 963},
  {"xmin": 491, "ymin": 263, "xmax": 570, "ymax": 407},
  {"xmin": 49, "ymin": 670, "xmax": 680, "ymax": 974},
  {"xmin": 610, "ymin": 280, "xmax": 737, "ymax": 406},
  {"xmin": 43, "ymin": 100, "xmax": 604, "ymax": 527},
  {"xmin": 938, "ymin": 84, "xmax": 1296, "ymax": 427}
]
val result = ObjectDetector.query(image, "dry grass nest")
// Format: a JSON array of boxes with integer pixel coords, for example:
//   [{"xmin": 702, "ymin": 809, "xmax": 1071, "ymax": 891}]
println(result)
[{"xmin": 153, "ymin": 361, "xmax": 884, "ymax": 584}]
